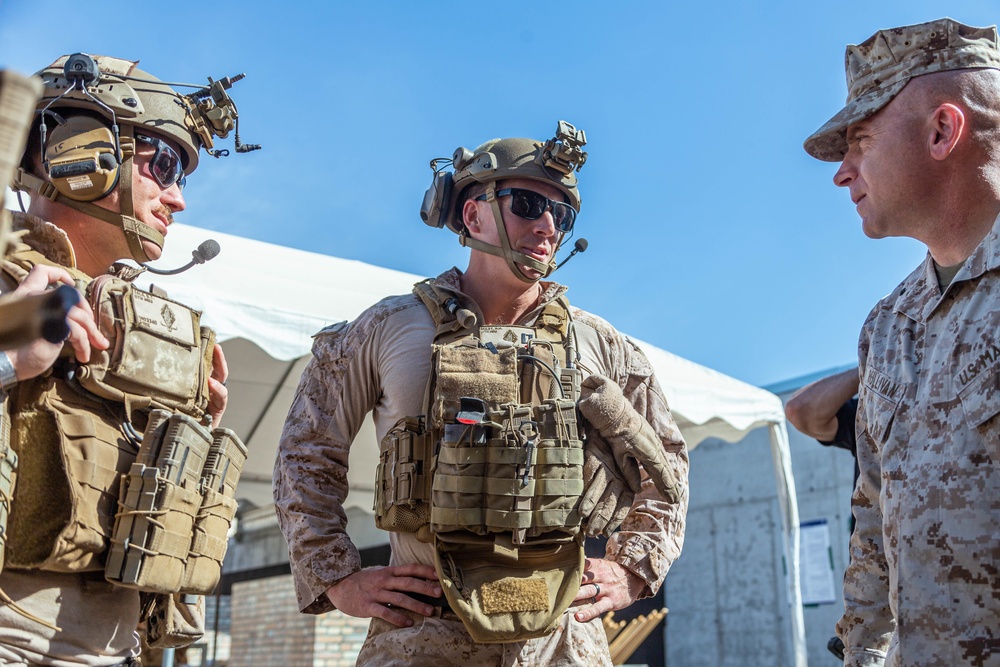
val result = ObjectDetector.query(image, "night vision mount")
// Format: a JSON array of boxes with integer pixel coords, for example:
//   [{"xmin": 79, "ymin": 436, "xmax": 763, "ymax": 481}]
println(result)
[
  {"xmin": 182, "ymin": 73, "xmax": 261, "ymax": 158},
  {"xmin": 537, "ymin": 120, "xmax": 587, "ymax": 175}
]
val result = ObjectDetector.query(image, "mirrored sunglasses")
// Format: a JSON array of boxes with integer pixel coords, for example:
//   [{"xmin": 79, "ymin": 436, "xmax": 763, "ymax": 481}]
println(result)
[
  {"xmin": 135, "ymin": 133, "xmax": 187, "ymax": 191},
  {"xmin": 477, "ymin": 187, "xmax": 576, "ymax": 232}
]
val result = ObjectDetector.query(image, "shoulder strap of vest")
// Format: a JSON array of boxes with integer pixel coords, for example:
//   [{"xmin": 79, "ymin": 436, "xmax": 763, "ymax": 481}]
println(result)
[
  {"xmin": 413, "ymin": 280, "xmax": 478, "ymax": 341},
  {"xmin": 536, "ymin": 295, "xmax": 570, "ymax": 339},
  {"xmin": 2, "ymin": 244, "xmax": 89, "ymax": 286}
]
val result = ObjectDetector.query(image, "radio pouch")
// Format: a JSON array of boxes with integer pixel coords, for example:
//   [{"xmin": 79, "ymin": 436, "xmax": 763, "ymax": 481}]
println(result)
[{"xmin": 374, "ymin": 416, "xmax": 433, "ymax": 539}]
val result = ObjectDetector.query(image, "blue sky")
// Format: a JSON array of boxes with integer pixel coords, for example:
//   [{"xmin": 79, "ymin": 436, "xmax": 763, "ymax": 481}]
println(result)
[{"xmin": 2, "ymin": 1, "xmax": 996, "ymax": 387}]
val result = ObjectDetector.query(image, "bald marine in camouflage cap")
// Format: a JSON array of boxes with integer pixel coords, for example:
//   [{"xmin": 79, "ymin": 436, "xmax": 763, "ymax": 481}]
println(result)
[
  {"xmin": 805, "ymin": 18, "xmax": 1000, "ymax": 667},
  {"xmin": 274, "ymin": 122, "xmax": 688, "ymax": 665}
]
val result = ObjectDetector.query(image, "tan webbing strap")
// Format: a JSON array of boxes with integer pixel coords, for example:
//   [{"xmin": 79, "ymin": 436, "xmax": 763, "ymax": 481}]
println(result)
[
  {"xmin": 115, "ymin": 126, "xmax": 161, "ymax": 262},
  {"xmin": 189, "ymin": 524, "xmax": 228, "ymax": 561},
  {"xmin": 459, "ymin": 181, "xmax": 557, "ymax": 283},
  {"xmin": 430, "ymin": 506, "xmax": 484, "ymax": 526},
  {"xmin": 413, "ymin": 280, "xmax": 465, "ymax": 337},
  {"xmin": 67, "ymin": 458, "xmax": 120, "ymax": 492},
  {"xmin": 484, "ymin": 508, "xmax": 578, "ymax": 529},
  {"xmin": 11, "ymin": 131, "xmax": 165, "ymax": 263},
  {"xmin": 14, "ymin": 169, "xmax": 163, "ymax": 254},
  {"xmin": 443, "ymin": 443, "xmax": 582, "ymax": 466}
]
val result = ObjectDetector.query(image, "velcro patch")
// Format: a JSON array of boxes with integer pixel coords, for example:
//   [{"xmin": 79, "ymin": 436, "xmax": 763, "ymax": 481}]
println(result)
[{"xmin": 481, "ymin": 576, "xmax": 549, "ymax": 614}]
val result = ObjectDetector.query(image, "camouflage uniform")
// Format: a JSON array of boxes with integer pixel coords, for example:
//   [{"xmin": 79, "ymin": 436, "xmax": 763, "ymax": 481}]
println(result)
[
  {"xmin": 0, "ymin": 212, "xmax": 140, "ymax": 666},
  {"xmin": 839, "ymin": 216, "xmax": 1000, "ymax": 667},
  {"xmin": 275, "ymin": 268, "xmax": 689, "ymax": 666}
]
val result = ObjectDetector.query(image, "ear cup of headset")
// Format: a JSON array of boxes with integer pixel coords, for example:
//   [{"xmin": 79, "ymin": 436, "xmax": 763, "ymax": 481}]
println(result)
[{"xmin": 44, "ymin": 115, "xmax": 119, "ymax": 201}]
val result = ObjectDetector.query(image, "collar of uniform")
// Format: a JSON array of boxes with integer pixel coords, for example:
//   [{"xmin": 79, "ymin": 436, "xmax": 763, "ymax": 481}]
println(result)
[
  {"xmin": 432, "ymin": 267, "xmax": 569, "ymax": 324},
  {"xmin": 894, "ymin": 213, "xmax": 1000, "ymax": 321},
  {"xmin": 9, "ymin": 211, "xmax": 79, "ymax": 270},
  {"xmin": 960, "ymin": 211, "xmax": 1000, "ymax": 280}
]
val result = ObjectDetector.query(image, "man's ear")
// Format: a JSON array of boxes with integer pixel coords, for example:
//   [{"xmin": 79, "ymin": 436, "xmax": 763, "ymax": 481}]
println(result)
[
  {"xmin": 462, "ymin": 198, "xmax": 483, "ymax": 234},
  {"xmin": 928, "ymin": 103, "xmax": 966, "ymax": 161}
]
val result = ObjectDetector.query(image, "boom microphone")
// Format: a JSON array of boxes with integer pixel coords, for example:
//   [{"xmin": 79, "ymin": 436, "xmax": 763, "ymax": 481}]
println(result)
[
  {"xmin": 555, "ymin": 238, "xmax": 588, "ymax": 270},
  {"xmin": 143, "ymin": 239, "xmax": 221, "ymax": 275}
]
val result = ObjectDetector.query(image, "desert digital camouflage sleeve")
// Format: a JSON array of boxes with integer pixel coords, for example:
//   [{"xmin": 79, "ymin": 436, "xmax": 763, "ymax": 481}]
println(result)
[
  {"xmin": 273, "ymin": 320, "xmax": 377, "ymax": 614},
  {"xmin": 603, "ymin": 336, "xmax": 689, "ymax": 596}
]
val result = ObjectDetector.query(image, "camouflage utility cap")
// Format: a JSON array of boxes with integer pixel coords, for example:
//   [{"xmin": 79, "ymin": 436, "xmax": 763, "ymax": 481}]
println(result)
[{"xmin": 804, "ymin": 18, "xmax": 1000, "ymax": 161}]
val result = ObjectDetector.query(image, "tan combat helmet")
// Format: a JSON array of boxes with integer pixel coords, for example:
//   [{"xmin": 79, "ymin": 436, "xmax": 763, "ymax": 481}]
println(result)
[
  {"xmin": 420, "ymin": 120, "xmax": 588, "ymax": 283},
  {"xmin": 12, "ymin": 53, "xmax": 260, "ymax": 264}
]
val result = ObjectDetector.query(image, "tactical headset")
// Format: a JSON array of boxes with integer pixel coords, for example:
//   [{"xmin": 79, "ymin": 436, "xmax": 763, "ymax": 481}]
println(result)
[
  {"xmin": 13, "ymin": 53, "xmax": 260, "ymax": 265},
  {"xmin": 420, "ymin": 121, "xmax": 588, "ymax": 283},
  {"xmin": 43, "ymin": 113, "xmax": 121, "ymax": 202}
]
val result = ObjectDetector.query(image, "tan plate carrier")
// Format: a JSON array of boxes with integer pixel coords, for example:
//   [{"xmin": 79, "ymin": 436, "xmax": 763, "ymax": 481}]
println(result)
[
  {"xmin": 1, "ymin": 247, "xmax": 246, "ymax": 598},
  {"xmin": 374, "ymin": 280, "xmax": 586, "ymax": 643}
]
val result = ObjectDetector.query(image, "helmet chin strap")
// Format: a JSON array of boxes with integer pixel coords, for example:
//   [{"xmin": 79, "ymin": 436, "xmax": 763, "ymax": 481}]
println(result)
[
  {"xmin": 459, "ymin": 181, "xmax": 563, "ymax": 284},
  {"xmin": 12, "ymin": 125, "xmax": 164, "ymax": 265}
]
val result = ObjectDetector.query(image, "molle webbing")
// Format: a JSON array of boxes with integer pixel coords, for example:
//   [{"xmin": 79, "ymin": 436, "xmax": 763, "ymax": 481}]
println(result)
[
  {"xmin": 373, "ymin": 417, "xmax": 433, "ymax": 534},
  {"xmin": 106, "ymin": 410, "xmax": 247, "ymax": 595},
  {"xmin": 430, "ymin": 400, "xmax": 584, "ymax": 540}
]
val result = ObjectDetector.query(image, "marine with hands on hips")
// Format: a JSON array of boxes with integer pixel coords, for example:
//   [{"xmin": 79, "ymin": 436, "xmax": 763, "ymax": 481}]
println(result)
[
  {"xmin": 274, "ymin": 121, "xmax": 688, "ymax": 665},
  {"xmin": 0, "ymin": 52, "xmax": 257, "ymax": 666}
]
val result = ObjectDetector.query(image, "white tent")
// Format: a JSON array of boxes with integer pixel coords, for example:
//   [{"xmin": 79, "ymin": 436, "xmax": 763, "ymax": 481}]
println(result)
[{"xmin": 139, "ymin": 223, "xmax": 806, "ymax": 667}]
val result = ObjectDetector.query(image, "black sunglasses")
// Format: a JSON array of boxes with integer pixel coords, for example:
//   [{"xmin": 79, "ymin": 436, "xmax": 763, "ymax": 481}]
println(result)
[
  {"xmin": 477, "ymin": 187, "xmax": 576, "ymax": 232},
  {"xmin": 135, "ymin": 133, "xmax": 186, "ymax": 191}
]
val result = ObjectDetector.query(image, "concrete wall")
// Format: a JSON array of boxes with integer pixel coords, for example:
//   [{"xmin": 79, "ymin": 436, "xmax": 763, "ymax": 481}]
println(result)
[{"xmin": 664, "ymin": 377, "xmax": 856, "ymax": 667}]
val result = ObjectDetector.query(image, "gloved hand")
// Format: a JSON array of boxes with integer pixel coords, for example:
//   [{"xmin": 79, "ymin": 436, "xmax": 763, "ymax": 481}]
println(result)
[
  {"xmin": 579, "ymin": 430, "xmax": 635, "ymax": 536},
  {"xmin": 577, "ymin": 374, "xmax": 682, "ymax": 504}
]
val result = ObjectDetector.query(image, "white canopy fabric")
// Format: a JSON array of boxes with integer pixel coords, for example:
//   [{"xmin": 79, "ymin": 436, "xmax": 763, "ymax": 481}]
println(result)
[{"xmin": 138, "ymin": 223, "xmax": 806, "ymax": 667}]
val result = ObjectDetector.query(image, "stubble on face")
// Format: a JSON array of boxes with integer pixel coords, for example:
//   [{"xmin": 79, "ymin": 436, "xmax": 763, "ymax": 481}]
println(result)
[{"xmin": 843, "ymin": 87, "xmax": 932, "ymax": 240}]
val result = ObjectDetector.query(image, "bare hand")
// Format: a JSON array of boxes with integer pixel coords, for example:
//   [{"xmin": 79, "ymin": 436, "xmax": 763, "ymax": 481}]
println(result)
[
  {"xmin": 207, "ymin": 344, "xmax": 228, "ymax": 428},
  {"xmin": 325, "ymin": 564, "xmax": 442, "ymax": 628},
  {"xmin": 6, "ymin": 265, "xmax": 108, "ymax": 379},
  {"xmin": 572, "ymin": 558, "xmax": 646, "ymax": 623}
]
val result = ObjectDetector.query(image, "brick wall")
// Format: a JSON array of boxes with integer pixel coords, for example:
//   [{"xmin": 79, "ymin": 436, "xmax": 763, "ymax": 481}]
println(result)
[{"xmin": 228, "ymin": 574, "xmax": 370, "ymax": 667}]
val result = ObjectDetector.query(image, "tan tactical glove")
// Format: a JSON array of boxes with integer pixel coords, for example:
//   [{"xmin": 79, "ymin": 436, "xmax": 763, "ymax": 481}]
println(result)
[
  {"xmin": 579, "ymin": 430, "xmax": 635, "ymax": 536},
  {"xmin": 577, "ymin": 374, "xmax": 682, "ymax": 504}
]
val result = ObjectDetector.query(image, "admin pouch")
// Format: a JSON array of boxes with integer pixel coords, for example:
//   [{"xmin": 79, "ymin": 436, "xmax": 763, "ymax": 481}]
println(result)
[
  {"xmin": 80, "ymin": 272, "xmax": 215, "ymax": 420},
  {"xmin": 106, "ymin": 410, "xmax": 247, "ymax": 594},
  {"xmin": 373, "ymin": 279, "xmax": 586, "ymax": 642}
]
